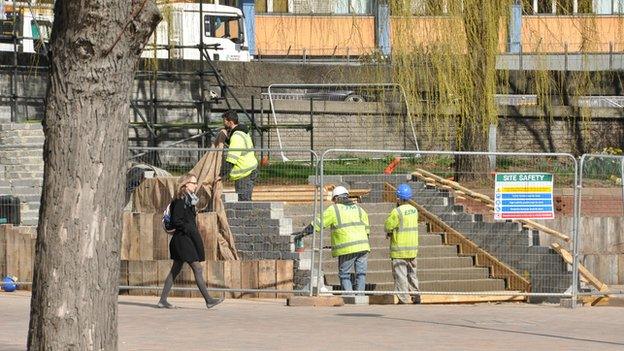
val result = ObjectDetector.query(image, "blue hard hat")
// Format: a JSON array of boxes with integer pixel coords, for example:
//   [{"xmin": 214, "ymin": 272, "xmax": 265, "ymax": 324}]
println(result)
[
  {"xmin": 1, "ymin": 275, "xmax": 18, "ymax": 292},
  {"xmin": 396, "ymin": 183, "xmax": 412, "ymax": 200}
]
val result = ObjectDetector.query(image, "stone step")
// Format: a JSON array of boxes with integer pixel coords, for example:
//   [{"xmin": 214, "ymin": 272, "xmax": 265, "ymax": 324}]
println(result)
[
  {"xmin": 4, "ymin": 172, "xmax": 43, "ymax": 180},
  {"xmin": 330, "ymin": 279, "xmax": 507, "ymax": 292},
  {"xmin": 322, "ymin": 245, "xmax": 459, "ymax": 259},
  {"xmin": 306, "ymin": 233, "xmax": 444, "ymax": 247},
  {"xmin": 325, "ymin": 267, "xmax": 491, "ymax": 286},
  {"xmin": 322, "ymin": 256, "xmax": 475, "ymax": 272}
]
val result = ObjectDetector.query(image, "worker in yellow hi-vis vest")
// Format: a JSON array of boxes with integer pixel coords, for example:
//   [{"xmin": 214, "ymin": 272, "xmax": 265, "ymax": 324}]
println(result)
[
  {"xmin": 304, "ymin": 186, "xmax": 371, "ymax": 293},
  {"xmin": 220, "ymin": 110, "xmax": 258, "ymax": 201},
  {"xmin": 385, "ymin": 183, "xmax": 420, "ymax": 304}
]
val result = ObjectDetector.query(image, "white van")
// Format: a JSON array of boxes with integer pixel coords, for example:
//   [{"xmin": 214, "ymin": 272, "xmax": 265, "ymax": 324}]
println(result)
[{"xmin": 143, "ymin": 3, "xmax": 251, "ymax": 62}]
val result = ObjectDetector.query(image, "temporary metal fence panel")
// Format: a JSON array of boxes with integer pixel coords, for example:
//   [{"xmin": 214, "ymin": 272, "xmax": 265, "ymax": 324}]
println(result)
[
  {"xmin": 315, "ymin": 149, "xmax": 579, "ymax": 301},
  {"xmin": 264, "ymin": 83, "xmax": 419, "ymax": 161},
  {"xmin": 124, "ymin": 146, "xmax": 320, "ymax": 297},
  {"xmin": 576, "ymin": 153, "xmax": 624, "ymax": 300}
]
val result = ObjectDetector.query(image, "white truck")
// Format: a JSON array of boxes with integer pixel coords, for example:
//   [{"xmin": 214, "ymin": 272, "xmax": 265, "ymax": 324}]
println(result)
[
  {"xmin": 0, "ymin": 2, "xmax": 251, "ymax": 62},
  {"xmin": 0, "ymin": 2, "xmax": 52, "ymax": 54},
  {"xmin": 143, "ymin": 3, "xmax": 252, "ymax": 62}
]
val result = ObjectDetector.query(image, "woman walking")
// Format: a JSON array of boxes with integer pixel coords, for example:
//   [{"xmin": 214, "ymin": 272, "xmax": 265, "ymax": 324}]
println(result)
[{"xmin": 158, "ymin": 173, "xmax": 223, "ymax": 309}]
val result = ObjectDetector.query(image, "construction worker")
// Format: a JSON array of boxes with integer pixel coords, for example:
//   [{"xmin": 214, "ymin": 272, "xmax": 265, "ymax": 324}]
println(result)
[
  {"xmin": 306, "ymin": 186, "xmax": 371, "ymax": 294},
  {"xmin": 220, "ymin": 110, "xmax": 258, "ymax": 201},
  {"xmin": 385, "ymin": 183, "xmax": 421, "ymax": 304}
]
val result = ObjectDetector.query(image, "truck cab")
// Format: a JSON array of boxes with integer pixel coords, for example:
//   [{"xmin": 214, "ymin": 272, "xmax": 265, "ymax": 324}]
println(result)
[
  {"xmin": 0, "ymin": 2, "xmax": 53, "ymax": 54},
  {"xmin": 142, "ymin": 3, "xmax": 251, "ymax": 62}
]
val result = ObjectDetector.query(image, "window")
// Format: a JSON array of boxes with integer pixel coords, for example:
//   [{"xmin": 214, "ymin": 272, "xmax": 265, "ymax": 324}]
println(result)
[{"xmin": 204, "ymin": 15, "xmax": 244, "ymax": 43}]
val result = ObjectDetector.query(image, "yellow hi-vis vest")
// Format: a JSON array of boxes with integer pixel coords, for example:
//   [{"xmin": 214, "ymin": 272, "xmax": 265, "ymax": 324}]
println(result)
[
  {"xmin": 313, "ymin": 203, "xmax": 371, "ymax": 257},
  {"xmin": 226, "ymin": 130, "xmax": 258, "ymax": 181},
  {"xmin": 384, "ymin": 204, "xmax": 419, "ymax": 259}
]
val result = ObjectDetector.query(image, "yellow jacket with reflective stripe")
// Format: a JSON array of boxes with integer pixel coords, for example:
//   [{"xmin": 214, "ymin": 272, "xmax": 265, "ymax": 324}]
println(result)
[
  {"xmin": 384, "ymin": 204, "xmax": 419, "ymax": 259},
  {"xmin": 226, "ymin": 130, "xmax": 258, "ymax": 181},
  {"xmin": 313, "ymin": 203, "xmax": 371, "ymax": 257}
]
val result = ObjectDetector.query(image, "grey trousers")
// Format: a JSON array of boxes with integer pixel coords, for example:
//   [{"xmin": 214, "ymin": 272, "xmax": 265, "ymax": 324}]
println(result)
[
  {"xmin": 235, "ymin": 169, "xmax": 257, "ymax": 201},
  {"xmin": 392, "ymin": 258, "xmax": 420, "ymax": 304}
]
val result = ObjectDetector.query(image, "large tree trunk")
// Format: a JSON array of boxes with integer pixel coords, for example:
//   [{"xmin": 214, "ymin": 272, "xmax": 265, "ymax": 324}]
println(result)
[
  {"xmin": 454, "ymin": 1, "xmax": 504, "ymax": 181},
  {"xmin": 28, "ymin": 1, "xmax": 160, "ymax": 349}
]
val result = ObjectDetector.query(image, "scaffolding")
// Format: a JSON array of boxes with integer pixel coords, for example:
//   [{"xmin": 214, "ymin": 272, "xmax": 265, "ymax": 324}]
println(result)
[{"xmin": 0, "ymin": 0, "xmax": 261, "ymax": 157}]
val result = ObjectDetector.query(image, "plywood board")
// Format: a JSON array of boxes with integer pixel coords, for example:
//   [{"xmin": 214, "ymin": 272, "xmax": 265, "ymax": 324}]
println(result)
[
  {"xmin": 119, "ymin": 260, "xmax": 129, "ymax": 295},
  {"xmin": 138, "ymin": 214, "xmax": 154, "ymax": 261},
  {"xmin": 258, "ymin": 260, "xmax": 277, "ymax": 298},
  {"xmin": 241, "ymin": 261, "xmax": 259, "ymax": 299},
  {"xmin": 276, "ymin": 260, "xmax": 294, "ymax": 298},
  {"xmin": 197, "ymin": 212, "xmax": 218, "ymax": 261},
  {"xmin": 121, "ymin": 212, "xmax": 132, "ymax": 260},
  {"xmin": 0, "ymin": 225, "xmax": 7, "ymax": 276},
  {"xmin": 224, "ymin": 260, "xmax": 242, "ymax": 298},
  {"xmin": 5, "ymin": 226, "xmax": 18, "ymax": 279},
  {"xmin": 205, "ymin": 260, "xmax": 225, "ymax": 299},
  {"xmin": 142, "ymin": 260, "xmax": 158, "ymax": 296},
  {"xmin": 128, "ymin": 260, "xmax": 144, "ymax": 296},
  {"xmin": 152, "ymin": 213, "xmax": 170, "ymax": 260}
]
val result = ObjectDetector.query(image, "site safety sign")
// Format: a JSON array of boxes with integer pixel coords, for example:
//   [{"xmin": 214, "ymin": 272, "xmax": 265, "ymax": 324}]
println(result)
[{"xmin": 494, "ymin": 172, "xmax": 554, "ymax": 220}]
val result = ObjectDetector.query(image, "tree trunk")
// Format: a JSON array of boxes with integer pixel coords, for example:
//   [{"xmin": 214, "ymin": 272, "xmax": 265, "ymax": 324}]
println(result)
[
  {"xmin": 454, "ymin": 1, "xmax": 504, "ymax": 181},
  {"xmin": 28, "ymin": 1, "xmax": 160, "ymax": 350}
]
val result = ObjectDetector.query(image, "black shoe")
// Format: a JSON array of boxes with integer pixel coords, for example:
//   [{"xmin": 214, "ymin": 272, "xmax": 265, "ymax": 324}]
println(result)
[
  {"xmin": 412, "ymin": 295, "xmax": 421, "ymax": 304},
  {"xmin": 206, "ymin": 297, "xmax": 224, "ymax": 309}
]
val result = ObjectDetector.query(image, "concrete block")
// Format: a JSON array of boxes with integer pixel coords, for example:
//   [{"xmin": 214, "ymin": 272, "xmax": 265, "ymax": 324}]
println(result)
[
  {"xmin": 222, "ymin": 193, "xmax": 238, "ymax": 203},
  {"xmin": 342, "ymin": 295, "xmax": 369, "ymax": 305}
]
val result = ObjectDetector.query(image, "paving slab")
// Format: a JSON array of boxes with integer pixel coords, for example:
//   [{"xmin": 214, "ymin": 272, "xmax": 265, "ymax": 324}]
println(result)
[{"xmin": 1, "ymin": 291, "xmax": 624, "ymax": 351}]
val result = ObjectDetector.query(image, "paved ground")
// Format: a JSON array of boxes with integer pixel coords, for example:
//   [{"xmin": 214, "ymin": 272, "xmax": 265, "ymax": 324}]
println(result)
[{"xmin": 2, "ymin": 292, "xmax": 624, "ymax": 351}]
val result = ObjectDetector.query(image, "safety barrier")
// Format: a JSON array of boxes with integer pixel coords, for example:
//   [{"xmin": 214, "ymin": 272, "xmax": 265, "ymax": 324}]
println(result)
[
  {"xmin": 316, "ymin": 149, "xmax": 581, "ymax": 303},
  {"xmin": 2, "ymin": 143, "xmax": 622, "ymax": 307}
]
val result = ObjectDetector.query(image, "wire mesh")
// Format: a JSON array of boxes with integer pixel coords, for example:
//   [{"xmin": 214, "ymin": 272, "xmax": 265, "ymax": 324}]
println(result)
[
  {"xmin": 577, "ymin": 153, "xmax": 624, "ymax": 296},
  {"xmin": 316, "ymin": 149, "xmax": 577, "ymax": 301},
  {"xmin": 121, "ymin": 147, "xmax": 318, "ymax": 298}
]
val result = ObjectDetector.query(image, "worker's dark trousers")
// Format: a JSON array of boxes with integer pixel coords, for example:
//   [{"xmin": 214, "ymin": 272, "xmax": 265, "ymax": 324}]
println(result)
[{"xmin": 235, "ymin": 169, "xmax": 257, "ymax": 201}]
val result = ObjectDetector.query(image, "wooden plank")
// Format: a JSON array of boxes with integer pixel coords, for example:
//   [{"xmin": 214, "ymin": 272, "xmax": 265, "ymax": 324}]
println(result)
[
  {"xmin": 258, "ymin": 260, "xmax": 277, "ymax": 299},
  {"xmin": 276, "ymin": 260, "xmax": 294, "ymax": 298},
  {"xmin": 196, "ymin": 213, "xmax": 218, "ymax": 261},
  {"xmin": 128, "ymin": 260, "xmax": 144, "ymax": 296},
  {"xmin": 5, "ymin": 226, "xmax": 18, "ymax": 279},
  {"xmin": 18, "ymin": 232, "xmax": 32, "ymax": 290},
  {"xmin": 119, "ymin": 260, "xmax": 129, "ymax": 295},
  {"xmin": 370, "ymin": 293, "xmax": 527, "ymax": 305},
  {"xmin": 121, "ymin": 212, "xmax": 132, "ymax": 260},
  {"xmin": 551, "ymin": 243, "xmax": 609, "ymax": 292},
  {"xmin": 0, "ymin": 225, "xmax": 7, "ymax": 276},
  {"xmin": 240, "ymin": 261, "xmax": 259, "ymax": 299},
  {"xmin": 138, "ymin": 214, "xmax": 154, "ymax": 261},
  {"xmin": 205, "ymin": 260, "xmax": 225, "ymax": 299},
  {"xmin": 286, "ymin": 296, "xmax": 344, "ymax": 307},
  {"xmin": 152, "ymin": 213, "xmax": 169, "ymax": 260},
  {"xmin": 142, "ymin": 261, "xmax": 158, "ymax": 297},
  {"xmin": 128, "ymin": 214, "xmax": 141, "ymax": 261},
  {"xmin": 223, "ymin": 260, "xmax": 241, "ymax": 298}
]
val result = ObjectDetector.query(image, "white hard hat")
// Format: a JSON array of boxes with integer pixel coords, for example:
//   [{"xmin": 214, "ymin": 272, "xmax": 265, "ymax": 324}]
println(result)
[{"xmin": 332, "ymin": 186, "xmax": 349, "ymax": 198}]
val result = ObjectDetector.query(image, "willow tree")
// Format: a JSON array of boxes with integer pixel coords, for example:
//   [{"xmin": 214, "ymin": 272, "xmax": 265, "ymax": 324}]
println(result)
[
  {"xmin": 389, "ymin": 0, "xmax": 510, "ymax": 180},
  {"xmin": 28, "ymin": 1, "xmax": 161, "ymax": 349}
]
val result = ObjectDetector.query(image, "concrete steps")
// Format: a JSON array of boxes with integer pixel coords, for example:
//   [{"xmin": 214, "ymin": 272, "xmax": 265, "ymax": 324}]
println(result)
[
  {"xmin": 325, "ymin": 267, "xmax": 491, "ymax": 284},
  {"xmin": 322, "ymin": 256, "xmax": 476, "ymax": 272}
]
